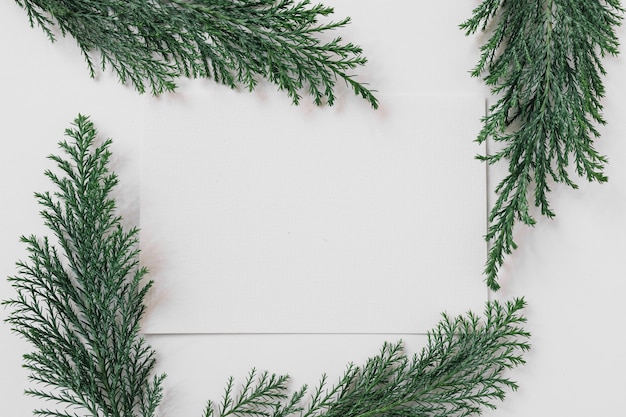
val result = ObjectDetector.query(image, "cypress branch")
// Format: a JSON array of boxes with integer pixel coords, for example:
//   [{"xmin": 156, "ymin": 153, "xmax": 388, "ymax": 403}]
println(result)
[
  {"xmin": 3, "ymin": 115, "xmax": 165, "ymax": 417},
  {"xmin": 205, "ymin": 298, "xmax": 530, "ymax": 417},
  {"xmin": 13, "ymin": 0, "xmax": 378, "ymax": 107},
  {"xmin": 461, "ymin": 0, "xmax": 623, "ymax": 290}
]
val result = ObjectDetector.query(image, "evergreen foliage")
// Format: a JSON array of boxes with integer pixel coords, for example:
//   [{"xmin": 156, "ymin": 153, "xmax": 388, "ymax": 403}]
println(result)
[
  {"xmin": 204, "ymin": 298, "xmax": 530, "ymax": 417},
  {"xmin": 461, "ymin": 0, "xmax": 623, "ymax": 290},
  {"xmin": 4, "ymin": 115, "xmax": 164, "ymax": 417},
  {"xmin": 5, "ymin": 116, "xmax": 529, "ymax": 417},
  {"xmin": 13, "ymin": 0, "xmax": 378, "ymax": 107}
]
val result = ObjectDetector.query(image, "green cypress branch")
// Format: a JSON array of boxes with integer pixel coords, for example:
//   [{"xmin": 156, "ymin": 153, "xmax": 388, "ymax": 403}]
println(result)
[
  {"xmin": 13, "ymin": 0, "xmax": 378, "ymax": 107},
  {"xmin": 204, "ymin": 298, "xmax": 530, "ymax": 417},
  {"xmin": 3, "ymin": 115, "xmax": 165, "ymax": 417},
  {"xmin": 461, "ymin": 0, "xmax": 623, "ymax": 290}
]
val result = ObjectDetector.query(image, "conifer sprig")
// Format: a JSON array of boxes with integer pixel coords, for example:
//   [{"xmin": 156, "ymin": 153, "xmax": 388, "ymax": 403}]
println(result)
[
  {"xmin": 3, "ymin": 115, "xmax": 165, "ymax": 417},
  {"xmin": 461, "ymin": 0, "xmax": 623, "ymax": 290},
  {"xmin": 13, "ymin": 0, "xmax": 378, "ymax": 107},
  {"xmin": 204, "ymin": 298, "xmax": 530, "ymax": 417}
]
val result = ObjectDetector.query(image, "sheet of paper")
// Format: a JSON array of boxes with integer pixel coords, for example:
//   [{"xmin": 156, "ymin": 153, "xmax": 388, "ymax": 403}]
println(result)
[{"xmin": 140, "ymin": 91, "xmax": 486, "ymax": 334}]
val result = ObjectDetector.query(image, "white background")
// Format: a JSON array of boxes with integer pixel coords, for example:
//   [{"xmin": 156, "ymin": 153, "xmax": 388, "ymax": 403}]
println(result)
[{"xmin": 1, "ymin": 1, "xmax": 625, "ymax": 416}]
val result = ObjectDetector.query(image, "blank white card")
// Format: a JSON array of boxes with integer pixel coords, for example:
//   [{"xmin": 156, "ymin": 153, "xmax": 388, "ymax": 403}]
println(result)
[{"xmin": 140, "ymin": 92, "xmax": 486, "ymax": 334}]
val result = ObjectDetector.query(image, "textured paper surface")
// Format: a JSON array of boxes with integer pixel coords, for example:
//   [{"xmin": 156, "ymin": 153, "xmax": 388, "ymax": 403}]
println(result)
[{"xmin": 140, "ymin": 92, "xmax": 486, "ymax": 334}]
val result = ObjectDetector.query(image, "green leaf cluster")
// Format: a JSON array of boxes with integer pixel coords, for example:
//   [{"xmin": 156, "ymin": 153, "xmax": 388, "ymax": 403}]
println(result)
[
  {"xmin": 461, "ymin": 0, "xmax": 623, "ymax": 290},
  {"xmin": 14, "ymin": 0, "xmax": 378, "ymax": 107},
  {"xmin": 4, "ymin": 116, "xmax": 529, "ymax": 417},
  {"xmin": 205, "ymin": 298, "xmax": 530, "ymax": 417},
  {"xmin": 4, "ymin": 115, "xmax": 164, "ymax": 417}
]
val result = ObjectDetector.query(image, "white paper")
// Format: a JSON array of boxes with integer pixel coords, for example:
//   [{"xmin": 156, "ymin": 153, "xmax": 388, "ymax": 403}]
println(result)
[{"xmin": 140, "ymin": 91, "xmax": 486, "ymax": 334}]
